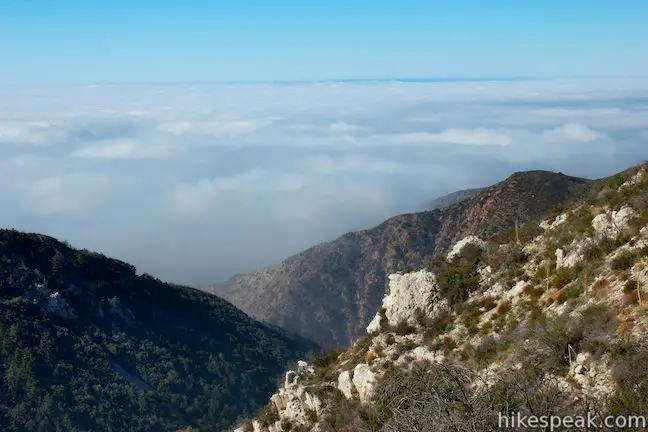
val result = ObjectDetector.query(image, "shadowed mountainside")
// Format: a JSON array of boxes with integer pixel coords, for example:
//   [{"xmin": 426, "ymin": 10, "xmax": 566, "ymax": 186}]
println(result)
[{"xmin": 0, "ymin": 230, "xmax": 316, "ymax": 431}]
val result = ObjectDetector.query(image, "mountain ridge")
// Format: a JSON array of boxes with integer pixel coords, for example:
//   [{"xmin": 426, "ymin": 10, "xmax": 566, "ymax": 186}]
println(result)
[
  {"xmin": 236, "ymin": 162, "xmax": 648, "ymax": 432},
  {"xmin": 214, "ymin": 169, "xmax": 591, "ymax": 349},
  {"xmin": 428, "ymin": 187, "xmax": 483, "ymax": 210}
]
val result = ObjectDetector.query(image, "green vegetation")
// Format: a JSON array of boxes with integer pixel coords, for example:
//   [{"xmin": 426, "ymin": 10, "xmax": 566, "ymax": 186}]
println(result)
[
  {"xmin": 435, "ymin": 243, "xmax": 485, "ymax": 308},
  {"xmin": 608, "ymin": 173, "xmax": 629, "ymax": 188},
  {"xmin": 489, "ymin": 220, "xmax": 543, "ymax": 245},
  {"xmin": 0, "ymin": 229, "xmax": 316, "ymax": 431},
  {"xmin": 611, "ymin": 249, "xmax": 638, "ymax": 271},
  {"xmin": 437, "ymin": 265, "xmax": 481, "ymax": 307}
]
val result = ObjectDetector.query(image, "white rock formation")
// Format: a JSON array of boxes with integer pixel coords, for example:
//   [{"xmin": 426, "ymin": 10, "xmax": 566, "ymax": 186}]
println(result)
[
  {"xmin": 621, "ymin": 167, "xmax": 646, "ymax": 189},
  {"xmin": 298, "ymin": 360, "xmax": 315, "ymax": 375},
  {"xmin": 255, "ymin": 362, "xmax": 323, "ymax": 430},
  {"xmin": 555, "ymin": 248, "xmax": 565, "ymax": 270},
  {"xmin": 337, "ymin": 370, "xmax": 354, "ymax": 399},
  {"xmin": 571, "ymin": 352, "xmax": 616, "ymax": 401},
  {"xmin": 337, "ymin": 364, "xmax": 377, "ymax": 404},
  {"xmin": 447, "ymin": 236, "xmax": 487, "ymax": 262},
  {"xmin": 592, "ymin": 206, "xmax": 637, "ymax": 239},
  {"xmin": 540, "ymin": 213, "xmax": 568, "ymax": 230},
  {"xmin": 352, "ymin": 363, "xmax": 376, "ymax": 404},
  {"xmin": 366, "ymin": 270, "xmax": 437, "ymax": 333},
  {"xmin": 399, "ymin": 346, "xmax": 443, "ymax": 366},
  {"xmin": 563, "ymin": 237, "xmax": 595, "ymax": 268}
]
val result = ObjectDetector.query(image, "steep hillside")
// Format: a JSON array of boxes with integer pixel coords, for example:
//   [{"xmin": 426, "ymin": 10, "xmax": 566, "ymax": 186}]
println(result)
[
  {"xmin": 215, "ymin": 170, "xmax": 589, "ymax": 349},
  {"xmin": 428, "ymin": 187, "xmax": 483, "ymax": 210},
  {"xmin": 238, "ymin": 163, "xmax": 648, "ymax": 432},
  {"xmin": 0, "ymin": 231, "xmax": 316, "ymax": 432}
]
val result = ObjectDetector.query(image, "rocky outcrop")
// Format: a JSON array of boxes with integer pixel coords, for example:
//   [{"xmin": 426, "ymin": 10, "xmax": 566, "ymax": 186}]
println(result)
[
  {"xmin": 540, "ymin": 213, "xmax": 568, "ymax": 230},
  {"xmin": 337, "ymin": 370, "xmax": 354, "ymax": 399},
  {"xmin": 367, "ymin": 270, "xmax": 438, "ymax": 333},
  {"xmin": 592, "ymin": 206, "xmax": 637, "ymax": 239},
  {"xmin": 351, "ymin": 363, "xmax": 376, "ymax": 404},
  {"xmin": 563, "ymin": 237, "xmax": 596, "ymax": 268},
  {"xmin": 446, "ymin": 235, "xmax": 487, "ymax": 262},
  {"xmin": 571, "ymin": 352, "xmax": 616, "ymax": 401},
  {"xmin": 238, "ymin": 163, "xmax": 648, "ymax": 432},
  {"xmin": 253, "ymin": 361, "xmax": 325, "ymax": 431}
]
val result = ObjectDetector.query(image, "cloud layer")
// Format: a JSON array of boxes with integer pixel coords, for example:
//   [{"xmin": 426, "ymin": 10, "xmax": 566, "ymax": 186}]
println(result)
[{"xmin": 1, "ymin": 78, "xmax": 647, "ymax": 284}]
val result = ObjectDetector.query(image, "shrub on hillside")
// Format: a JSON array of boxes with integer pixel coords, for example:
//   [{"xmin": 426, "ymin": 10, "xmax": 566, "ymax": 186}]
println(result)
[
  {"xmin": 437, "ymin": 265, "xmax": 480, "ymax": 307},
  {"xmin": 611, "ymin": 250, "xmax": 637, "ymax": 271},
  {"xmin": 608, "ymin": 173, "xmax": 629, "ymax": 188},
  {"xmin": 486, "ymin": 244, "xmax": 527, "ymax": 274},
  {"xmin": 551, "ymin": 266, "xmax": 581, "ymax": 290},
  {"xmin": 391, "ymin": 321, "xmax": 416, "ymax": 336},
  {"xmin": 450, "ymin": 243, "xmax": 485, "ymax": 268}
]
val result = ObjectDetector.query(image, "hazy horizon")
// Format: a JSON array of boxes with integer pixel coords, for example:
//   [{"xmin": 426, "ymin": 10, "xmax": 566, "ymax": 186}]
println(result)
[{"xmin": 1, "ymin": 78, "xmax": 647, "ymax": 284}]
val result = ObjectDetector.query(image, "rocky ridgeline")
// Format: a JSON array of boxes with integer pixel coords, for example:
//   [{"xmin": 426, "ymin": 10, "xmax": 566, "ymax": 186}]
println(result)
[{"xmin": 235, "ymin": 165, "xmax": 648, "ymax": 432}]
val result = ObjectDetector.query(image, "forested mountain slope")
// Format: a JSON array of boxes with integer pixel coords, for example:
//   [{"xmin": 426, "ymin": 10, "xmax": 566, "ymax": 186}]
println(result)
[{"xmin": 0, "ymin": 231, "xmax": 316, "ymax": 432}]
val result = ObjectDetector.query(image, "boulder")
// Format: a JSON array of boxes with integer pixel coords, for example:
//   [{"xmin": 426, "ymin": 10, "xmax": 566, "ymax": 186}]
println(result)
[
  {"xmin": 540, "ymin": 213, "xmax": 568, "ymax": 230},
  {"xmin": 337, "ymin": 370, "xmax": 354, "ymax": 399},
  {"xmin": 592, "ymin": 206, "xmax": 637, "ymax": 239},
  {"xmin": 352, "ymin": 363, "xmax": 376, "ymax": 404},
  {"xmin": 555, "ymin": 248, "xmax": 565, "ymax": 270},
  {"xmin": 367, "ymin": 270, "xmax": 438, "ymax": 333},
  {"xmin": 447, "ymin": 236, "xmax": 487, "ymax": 262}
]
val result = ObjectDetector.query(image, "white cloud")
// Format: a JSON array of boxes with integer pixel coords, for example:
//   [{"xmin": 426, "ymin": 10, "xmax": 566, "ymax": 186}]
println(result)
[
  {"xmin": 542, "ymin": 123, "xmax": 607, "ymax": 142},
  {"xmin": 385, "ymin": 128, "xmax": 513, "ymax": 146},
  {"xmin": 0, "ymin": 78, "xmax": 647, "ymax": 284},
  {"xmin": 171, "ymin": 168, "xmax": 269, "ymax": 217},
  {"xmin": 305, "ymin": 154, "xmax": 417, "ymax": 174},
  {"xmin": 159, "ymin": 119, "xmax": 267, "ymax": 138},
  {"xmin": 18, "ymin": 174, "xmax": 127, "ymax": 216},
  {"xmin": 0, "ymin": 121, "xmax": 69, "ymax": 146},
  {"xmin": 69, "ymin": 138, "xmax": 172, "ymax": 159}
]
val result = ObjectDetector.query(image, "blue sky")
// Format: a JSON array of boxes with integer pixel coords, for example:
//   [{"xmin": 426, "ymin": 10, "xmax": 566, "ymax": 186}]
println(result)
[{"xmin": 1, "ymin": 0, "xmax": 647, "ymax": 84}]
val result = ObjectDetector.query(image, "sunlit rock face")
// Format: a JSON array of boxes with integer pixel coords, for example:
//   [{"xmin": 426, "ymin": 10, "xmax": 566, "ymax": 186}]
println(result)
[
  {"xmin": 592, "ymin": 206, "xmax": 637, "ymax": 239},
  {"xmin": 367, "ymin": 269, "xmax": 438, "ymax": 333}
]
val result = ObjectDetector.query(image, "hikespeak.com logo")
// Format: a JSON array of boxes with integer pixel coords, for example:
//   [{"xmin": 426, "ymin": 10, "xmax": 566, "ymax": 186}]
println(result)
[{"xmin": 499, "ymin": 411, "xmax": 648, "ymax": 430}]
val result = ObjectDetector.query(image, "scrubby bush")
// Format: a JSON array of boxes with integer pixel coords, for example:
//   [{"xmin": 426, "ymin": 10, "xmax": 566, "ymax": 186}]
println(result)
[
  {"xmin": 367, "ymin": 361, "xmax": 493, "ymax": 432},
  {"xmin": 422, "ymin": 309, "xmax": 455, "ymax": 344},
  {"xmin": 311, "ymin": 348, "xmax": 343, "ymax": 370},
  {"xmin": 391, "ymin": 321, "xmax": 416, "ymax": 336},
  {"xmin": 486, "ymin": 244, "xmax": 527, "ymax": 274},
  {"xmin": 449, "ymin": 243, "xmax": 484, "ymax": 268},
  {"xmin": 611, "ymin": 250, "xmax": 637, "ymax": 271},
  {"xmin": 471, "ymin": 336, "xmax": 502, "ymax": 368},
  {"xmin": 437, "ymin": 265, "xmax": 480, "ymax": 307},
  {"xmin": 608, "ymin": 173, "xmax": 629, "ymax": 188}
]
